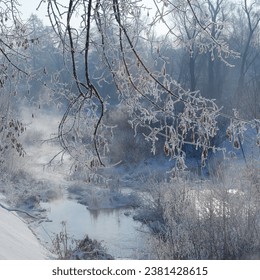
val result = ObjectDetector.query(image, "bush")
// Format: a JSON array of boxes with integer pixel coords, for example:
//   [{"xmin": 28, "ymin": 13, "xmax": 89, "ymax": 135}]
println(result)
[
  {"xmin": 52, "ymin": 221, "xmax": 113, "ymax": 260},
  {"xmin": 141, "ymin": 163, "xmax": 260, "ymax": 259}
]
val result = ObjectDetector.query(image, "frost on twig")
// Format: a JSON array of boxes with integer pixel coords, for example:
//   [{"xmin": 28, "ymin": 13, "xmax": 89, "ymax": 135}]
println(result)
[
  {"xmin": 43, "ymin": 0, "xmax": 259, "ymax": 176},
  {"xmin": 225, "ymin": 109, "xmax": 247, "ymax": 150}
]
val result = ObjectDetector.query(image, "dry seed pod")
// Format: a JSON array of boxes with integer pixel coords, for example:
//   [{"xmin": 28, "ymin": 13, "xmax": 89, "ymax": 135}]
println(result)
[
  {"xmin": 164, "ymin": 142, "xmax": 170, "ymax": 156},
  {"xmin": 191, "ymin": 129, "xmax": 195, "ymax": 143},
  {"xmin": 202, "ymin": 148, "xmax": 208, "ymax": 159},
  {"xmin": 226, "ymin": 128, "xmax": 232, "ymax": 141},
  {"xmin": 233, "ymin": 138, "xmax": 240, "ymax": 149}
]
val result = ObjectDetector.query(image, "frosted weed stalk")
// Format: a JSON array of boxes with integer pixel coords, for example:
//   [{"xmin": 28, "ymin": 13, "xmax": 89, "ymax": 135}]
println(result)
[
  {"xmin": 146, "ymin": 163, "xmax": 260, "ymax": 259},
  {"xmin": 51, "ymin": 221, "xmax": 113, "ymax": 260}
]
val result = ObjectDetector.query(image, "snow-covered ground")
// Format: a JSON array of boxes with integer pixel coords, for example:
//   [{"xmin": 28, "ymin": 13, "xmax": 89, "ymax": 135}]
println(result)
[{"xmin": 0, "ymin": 195, "xmax": 53, "ymax": 260}]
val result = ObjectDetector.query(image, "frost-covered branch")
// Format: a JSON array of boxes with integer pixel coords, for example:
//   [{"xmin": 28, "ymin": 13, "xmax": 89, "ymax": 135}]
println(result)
[{"xmin": 43, "ymin": 0, "xmax": 260, "ymax": 175}]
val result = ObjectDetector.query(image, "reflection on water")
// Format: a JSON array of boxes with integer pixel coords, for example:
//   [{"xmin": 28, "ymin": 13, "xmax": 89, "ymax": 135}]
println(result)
[{"xmin": 38, "ymin": 199, "xmax": 148, "ymax": 259}]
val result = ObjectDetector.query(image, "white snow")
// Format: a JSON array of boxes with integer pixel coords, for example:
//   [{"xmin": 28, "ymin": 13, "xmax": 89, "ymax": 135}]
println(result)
[{"xmin": 0, "ymin": 196, "xmax": 52, "ymax": 260}]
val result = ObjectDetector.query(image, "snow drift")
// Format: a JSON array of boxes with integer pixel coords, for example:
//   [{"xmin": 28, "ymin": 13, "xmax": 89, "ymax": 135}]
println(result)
[{"xmin": 0, "ymin": 197, "xmax": 51, "ymax": 260}]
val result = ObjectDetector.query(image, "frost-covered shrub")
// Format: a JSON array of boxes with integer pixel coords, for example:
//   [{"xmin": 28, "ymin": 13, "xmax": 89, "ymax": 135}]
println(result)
[
  {"xmin": 143, "ymin": 163, "xmax": 260, "ymax": 259},
  {"xmin": 52, "ymin": 221, "xmax": 113, "ymax": 260},
  {"xmin": 70, "ymin": 235, "xmax": 114, "ymax": 260}
]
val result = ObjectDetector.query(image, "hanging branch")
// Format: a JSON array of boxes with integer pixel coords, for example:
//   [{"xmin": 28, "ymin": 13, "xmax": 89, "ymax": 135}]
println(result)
[
  {"xmin": 49, "ymin": 0, "xmax": 105, "ymax": 167},
  {"xmin": 44, "ymin": 0, "xmax": 260, "ymax": 174},
  {"xmin": 83, "ymin": 0, "xmax": 105, "ymax": 166}
]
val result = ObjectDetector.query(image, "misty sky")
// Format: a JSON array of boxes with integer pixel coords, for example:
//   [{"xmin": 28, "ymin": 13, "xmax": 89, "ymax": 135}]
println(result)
[
  {"xmin": 19, "ymin": 0, "xmax": 44, "ymax": 19},
  {"xmin": 18, "ymin": 0, "xmax": 160, "ymax": 29}
]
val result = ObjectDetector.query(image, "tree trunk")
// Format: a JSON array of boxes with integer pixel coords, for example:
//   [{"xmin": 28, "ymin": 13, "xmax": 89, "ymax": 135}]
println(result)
[{"xmin": 189, "ymin": 55, "xmax": 196, "ymax": 92}]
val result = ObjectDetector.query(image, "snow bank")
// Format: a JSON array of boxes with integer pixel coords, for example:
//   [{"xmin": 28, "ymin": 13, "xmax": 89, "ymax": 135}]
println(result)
[{"xmin": 0, "ymin": 199, "xmax": 52, "ymax": 260}]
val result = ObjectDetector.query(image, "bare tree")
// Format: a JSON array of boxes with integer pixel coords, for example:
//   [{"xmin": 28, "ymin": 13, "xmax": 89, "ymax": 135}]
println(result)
[
  {"xmin": 205, "ymin": 0, "xmax": 230, "ymax": 100},
  {"xmin": 0, "ymin": 0, "xmax": 30, "ymax": 170},
  {"xmin": 236, "ymin": 0, "xmax": 260, "ymax": 99},
  {"xmin": 168, "ymin": 0, "xmax": 233, "ymax": 100},
  {"xmin": 169, "ymin": 1, "xmax": 205, "ymax": 92},
  {"xmin": 0, "ymin": 0, "xmax": 29, "ymax": 74},
  {"xmin": 235, "ymin": 0, "xmax": 260, "ymax": 111},
  {"xmin": 38, "ymin": 0, "xmax": 259, "ymax": 174}
]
